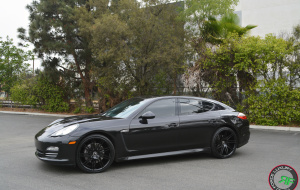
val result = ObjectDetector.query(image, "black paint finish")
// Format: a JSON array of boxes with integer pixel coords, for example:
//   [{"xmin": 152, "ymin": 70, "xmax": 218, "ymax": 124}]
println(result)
[{"xmin": 35, "ymin": 96, "xmax": 250, "ymax": 170}]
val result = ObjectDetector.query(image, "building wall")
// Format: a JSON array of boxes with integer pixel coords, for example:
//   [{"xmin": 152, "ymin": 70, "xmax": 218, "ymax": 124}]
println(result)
[{"xmin": 235, "ymin": 0, "xmax": 300, "ymax": 37}]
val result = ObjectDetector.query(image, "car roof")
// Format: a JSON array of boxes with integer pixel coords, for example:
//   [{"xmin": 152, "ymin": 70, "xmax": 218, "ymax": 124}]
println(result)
[{"xmin": 135, "ymin": 96, "xmax": 234, "ymax": 110}]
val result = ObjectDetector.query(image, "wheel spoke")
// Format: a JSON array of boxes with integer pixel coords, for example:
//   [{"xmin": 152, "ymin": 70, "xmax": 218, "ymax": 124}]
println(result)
[
  {"xmin": 80, "ymin": 153, "xmax": 90, "ymax": 158},
  {"xmin": 98, "ymin": 159, "xmax": 104, "ymax": 168},
  {"xmin": 83, "ymin": 158, "xmax": 91, "ymax": 166},
  {"xmin": 216, "ymin": 134, "xmax": 221, "ymax": 141},
  {"xmin": 213, "ymin": 129, "xmax": 238, "ymax": 157},
  {"xmin": 84, "ymin": 145, "xmax": 92, "ymax": 152},
  {"xmin": 224, "ymin": 146, "xmax": 229, "ymax": 154},
  {"xmin": 220, "ymin": 146, "xmax": 225, "ymax": 155},
  {"xmin": 96, "ymin": 144, "xmax": 103, "ymax": 152},
  {"xmin": 78, "ymin": 136, "xmax": 114, "ymax": 172},
  {"xmin": 102, "ymin": 154, "xmax": 110, "ymax": 160},
  {"xmin": 91, "ymin": 160, "xmax": 96, "ymax": 170},
  {"xmin": 225, "ymin": 134, "xmax": 233, "ymax": 141},
  {"xmin": 92, "ymin": 142, "xmax": 97, "ymax": 150}
]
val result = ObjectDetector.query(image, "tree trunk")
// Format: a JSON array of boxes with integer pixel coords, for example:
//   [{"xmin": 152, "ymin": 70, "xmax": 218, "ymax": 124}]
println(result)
[
  {"xmin": 84, "ymin": 84, "xmax": 93, "ymax": 107},
  {"xmin": 72, "ymin": 52, "xmax": 93, "ymax": 108},
  {"xmin": 173, "ymin": 72, "xmax": 177, "ymax": 95}
]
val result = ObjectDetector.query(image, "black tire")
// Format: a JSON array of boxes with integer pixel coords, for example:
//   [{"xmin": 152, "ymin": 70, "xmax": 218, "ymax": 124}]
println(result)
[
  {"xmin": 211, "ymin": 127, "xmax": 237, "ymax": 159},
  {"xmin": 76, "ymin": 134, "xmax": 115, "ymax": 173}
]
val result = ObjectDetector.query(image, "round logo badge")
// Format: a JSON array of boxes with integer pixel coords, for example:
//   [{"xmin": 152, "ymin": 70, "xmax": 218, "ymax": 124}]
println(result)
[{"xmin": 269, "ymin": 165, "xmax": 298, "ymax": 190}]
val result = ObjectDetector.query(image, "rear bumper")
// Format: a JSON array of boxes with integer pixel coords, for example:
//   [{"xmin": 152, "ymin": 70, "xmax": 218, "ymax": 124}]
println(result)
[
  {"xmin": 237, "ymin": 120, "xmax": 250, "ymax": 148},
  {"xmin": 237, "ymin": 130, "xmax": 250, "ymax": 148}
]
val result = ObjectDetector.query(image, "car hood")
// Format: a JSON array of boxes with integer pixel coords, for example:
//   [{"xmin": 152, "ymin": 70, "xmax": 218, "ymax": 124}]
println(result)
[
  {"xmin": 36, "ymin": 114, "xmax": 119, "ymax": 138},
  {"xmin": 53, "ymin": 114, "xmax": 119, "ymax": 125}
]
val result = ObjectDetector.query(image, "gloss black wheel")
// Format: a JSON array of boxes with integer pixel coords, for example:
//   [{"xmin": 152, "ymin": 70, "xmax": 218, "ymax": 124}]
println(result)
[
  {"xmin": 211, "ymin": 127, "xmax": 237, "ymax": 158},
  {"xmin": 76, "ymin": 135, "xmax": 115, "ymax": 173}
]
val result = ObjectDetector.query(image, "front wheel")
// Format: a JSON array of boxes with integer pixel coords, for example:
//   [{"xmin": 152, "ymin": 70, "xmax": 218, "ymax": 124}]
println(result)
[
  {"xmin": 76, "ymin": 134, "xmax": 115, "ymax": 173},
  {"xmin": 211, "ymin": 127, "xmax": 237, "ymax": 159}
]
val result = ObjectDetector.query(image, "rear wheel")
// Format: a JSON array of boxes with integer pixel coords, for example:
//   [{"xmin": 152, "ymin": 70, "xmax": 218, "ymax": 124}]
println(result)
[
  {"xmin": 211, "ymin": 127, "xmax": 237, "ymax": 158},
  {"xmin": 76, "ymin": 134, "xmax": 115, "ymax": 173}
]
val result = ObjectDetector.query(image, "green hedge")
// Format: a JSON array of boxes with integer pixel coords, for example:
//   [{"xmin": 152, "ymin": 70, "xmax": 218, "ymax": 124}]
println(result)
[
  {"xmin": 245, "ymin": 78, "xmax": 300, "ymax": 126},
  {"xmin": 11, "ymin": 78, "xmax": 69, "ymax": 112}
]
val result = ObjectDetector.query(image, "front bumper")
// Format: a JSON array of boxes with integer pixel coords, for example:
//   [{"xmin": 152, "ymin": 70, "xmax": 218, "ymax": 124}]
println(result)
[{"xmin": 35, "ymin": 135, "xmax": 79, "ymax": 166}]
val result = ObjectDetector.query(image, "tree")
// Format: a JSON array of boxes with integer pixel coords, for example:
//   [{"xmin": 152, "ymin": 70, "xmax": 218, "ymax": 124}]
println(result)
[
  {"xmin": 0, "ymin": 37, "xmax": 32, "ymax": 97},
  {"xmin": 201, "ymin": 13, "xmax": 256, "ymax": 44},
  {"xmin": 18, "ymin": 0, "xmax": 98, "ymax": 107},
  {"xmin": 201, "ymin": 33, "xmax": 294, "ymax": 106},
  {"xmin": 183, "ymin": 12, "xmax": 256, "ymax": 98},
  {"xmin": 74, "ymin": 0, "xmax": 185, "ymax": 110},
  {"xmin": 182, "ymin": 0, "xmax": 239, "ymax": 44},
  {"xmin": 19, "ymin": 0, "xmax": 185, "ymax": 109},
  {"xmin": 180, "ymin": 0, "xmax": 244, "ymax": 96},
  {"xmin": 112, "ymin": 0, "xmax": 185, "ymax": 95},
  {"xmin": 286, "ymin": 24, "xmax": 300, "ymax": 89}
]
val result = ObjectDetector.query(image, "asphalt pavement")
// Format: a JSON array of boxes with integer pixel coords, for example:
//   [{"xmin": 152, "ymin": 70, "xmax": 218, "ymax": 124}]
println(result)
[{"xmin": 0, "ymin": 112, "xmax": 299, "ymax": 190}]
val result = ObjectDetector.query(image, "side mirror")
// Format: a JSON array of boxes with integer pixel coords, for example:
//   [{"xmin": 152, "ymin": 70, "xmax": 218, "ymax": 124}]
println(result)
[
  {"xmin": 141, "ymin": 111, "xmax": 155, "ymax": 119},
  {"xmin": 139, "ymin": 111, "xmax": 155, "ymax": 124}
]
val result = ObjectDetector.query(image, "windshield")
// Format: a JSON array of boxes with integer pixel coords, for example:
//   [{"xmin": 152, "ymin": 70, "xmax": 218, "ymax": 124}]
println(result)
[{"xmin": 102, "ymin": 98, "xmax": 148, "ymax": 118}]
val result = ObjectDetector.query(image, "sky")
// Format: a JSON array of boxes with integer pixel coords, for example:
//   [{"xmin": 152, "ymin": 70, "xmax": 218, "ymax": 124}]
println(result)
[
  {"xmin": 1, "ymin": 0, "xmax": 299, "ymax": 72},
  {"xmin": 0, "ymin": 0, "xmax": 41, "ymax": 70}
]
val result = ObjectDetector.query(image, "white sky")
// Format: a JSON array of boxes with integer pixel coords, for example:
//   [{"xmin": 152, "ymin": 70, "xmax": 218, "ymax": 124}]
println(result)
[
  {"xmin": 0, "ymin": 0, "xmax": 41, "ymax": 70},
  {"xmin": 1, "ymin": 0, "xmax": 299, "ymax": 72}
]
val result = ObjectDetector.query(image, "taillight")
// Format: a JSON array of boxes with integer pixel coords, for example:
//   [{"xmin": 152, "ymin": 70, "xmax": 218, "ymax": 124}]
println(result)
[{"xmin": 237, "ymin": 112, "xmax": 247, "ymax": 120}]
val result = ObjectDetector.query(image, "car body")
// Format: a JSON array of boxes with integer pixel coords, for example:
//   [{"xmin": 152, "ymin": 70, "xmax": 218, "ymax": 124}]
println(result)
[{"xmin": 35, "ymin": 96, "xmax": 250, "ymax": 173}]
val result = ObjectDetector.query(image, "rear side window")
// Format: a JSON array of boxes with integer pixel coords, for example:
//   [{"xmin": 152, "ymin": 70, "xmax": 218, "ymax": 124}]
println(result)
[
  {"xmin": 179, "ymin": 99, "xmax": 214, "ymax": 115},
  {"xmin": 213, "ymin": 104, "xmax": 225, "ymax": 111}
]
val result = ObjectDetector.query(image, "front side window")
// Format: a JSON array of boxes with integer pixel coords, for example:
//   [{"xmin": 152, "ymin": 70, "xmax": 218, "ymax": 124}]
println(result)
[
  {"xmin": 179, "ymin": 99, "xmax": 214, "ymax": 115},
  {"xmin": 102, "ymin": 98, "xmax": 148, "ymax": 118},
  {"xmin": 139, "ymin": 98, "xmax": 176, "ymax": 118}
]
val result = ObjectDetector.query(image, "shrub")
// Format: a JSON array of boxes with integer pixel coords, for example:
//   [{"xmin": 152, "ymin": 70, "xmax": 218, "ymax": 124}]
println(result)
[
  {"xmin": 245, "ymin": 78, "xmax": 300, "ymax": 125},
  {"xmin": 34, "ymin": 78, "xmax": 69, "ymax": 112},
  {"xmin": 73, "ymin": 107, "xmax": 81, "ymax": 114},
  {"xmin": 10, "ymin": 78, "xmax": 39, "ymax": 106},
  {"xmin": 85, "ymin": 106, "xmax": 95, "ymax": 114},
  {"xmin": 11, "ymin": 77, "xmax": 69, "ymax": 112}
]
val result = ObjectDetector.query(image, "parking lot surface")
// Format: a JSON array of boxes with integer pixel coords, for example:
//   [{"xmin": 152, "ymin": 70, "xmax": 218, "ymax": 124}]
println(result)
[{"xmin": 0, "ymin": 113, "xmax": 299, "ymax": 190}]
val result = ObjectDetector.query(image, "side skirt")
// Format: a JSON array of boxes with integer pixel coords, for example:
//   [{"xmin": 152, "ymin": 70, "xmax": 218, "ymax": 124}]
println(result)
[{"xmin": 116, "ymin": 147, "xmax": 211, "ymax": 162}]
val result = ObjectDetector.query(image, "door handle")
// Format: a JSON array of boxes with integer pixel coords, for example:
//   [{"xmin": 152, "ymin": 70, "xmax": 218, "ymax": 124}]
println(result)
[
  {"xmin": 168, "ymin": 123, "xmax": 178, "ymax": 128},
  {"xmin": 209, "ymin": 119, "xmax": 217, "ymax": 125}
]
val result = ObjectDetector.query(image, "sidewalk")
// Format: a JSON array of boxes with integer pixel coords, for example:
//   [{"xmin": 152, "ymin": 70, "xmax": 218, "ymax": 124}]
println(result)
[{"xmin": 1, "ymin": 110, "xmax": 300, "ymax": 132}]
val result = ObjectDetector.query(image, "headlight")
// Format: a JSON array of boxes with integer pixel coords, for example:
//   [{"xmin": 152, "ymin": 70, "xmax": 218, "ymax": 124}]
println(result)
[{"xmin": 51, "ymin": 124, "xmax": 79, "ymax": 137}]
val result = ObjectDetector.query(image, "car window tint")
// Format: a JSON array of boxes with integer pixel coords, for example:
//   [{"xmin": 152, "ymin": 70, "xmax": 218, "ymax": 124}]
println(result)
[
  {"xmin": 179, "ymin": 99, "xmax": 214, "ymax": 115},
  {"xmin": 140, "ymin": 99, "xmax": 176, "ymax": 118},
  {"xmin": 213, "ymin": 104, "xmax": 225, "ymax": 111}
]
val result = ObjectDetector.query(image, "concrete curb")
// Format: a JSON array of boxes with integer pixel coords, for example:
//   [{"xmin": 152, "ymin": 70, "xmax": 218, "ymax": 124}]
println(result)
[
  {"xmin": 0, "ymin": 111, "xmax": 73, "ymax": 117},
  {"xmin": 250, "ymin": 125, "xmax": 300, "ymax": 132},
  {"xmin": 1, "ymin": 111, "xmax": 300, "ymax": 132}
]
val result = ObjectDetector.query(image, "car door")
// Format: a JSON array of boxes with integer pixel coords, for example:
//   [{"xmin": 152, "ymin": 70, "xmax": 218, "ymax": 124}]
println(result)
[
  {"xmin": 177, "ymin": 98, "xmax": 219, "ymax": 149},
  {"xmin": 123, "ymin": 98, "xmax": 180, "ymax": 154}
]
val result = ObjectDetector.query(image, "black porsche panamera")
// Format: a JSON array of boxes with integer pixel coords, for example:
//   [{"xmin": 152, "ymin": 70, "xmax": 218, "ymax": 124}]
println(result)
[{"xmin": 35, "ymin": 96, "xmax": 250, "ymax": 173}]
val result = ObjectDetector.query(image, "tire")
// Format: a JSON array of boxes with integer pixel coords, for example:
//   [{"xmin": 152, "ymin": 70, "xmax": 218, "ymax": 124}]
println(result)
[
  {"xmin": 76, "ymin": 134, "xmax": 115, "ymax": 173},
  {"xmin": 211, "ymin": 127, "xmax": 237, "ymax": 159}
]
